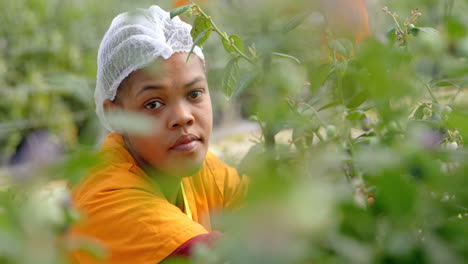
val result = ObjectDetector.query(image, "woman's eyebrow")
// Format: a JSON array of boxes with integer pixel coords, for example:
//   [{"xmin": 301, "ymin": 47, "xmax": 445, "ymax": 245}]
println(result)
[
  {"xmin": 185, "ymin": 76, "xmax": 205, "ymax": 87},
  {"xmin": 136, "ymin": 85, "xmax": 164, "ymax": 96}
]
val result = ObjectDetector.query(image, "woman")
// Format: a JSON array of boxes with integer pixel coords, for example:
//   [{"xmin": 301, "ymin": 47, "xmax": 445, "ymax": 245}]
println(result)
[{"xmin": 71, "ymin": 5, "xmax": 248, "ymax": 264}]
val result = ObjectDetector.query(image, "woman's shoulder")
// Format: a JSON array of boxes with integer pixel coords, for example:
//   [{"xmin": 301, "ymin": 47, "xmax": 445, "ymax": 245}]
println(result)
[{"xmin": 71, "ymin": 159, "xmax": 159, "ymax": 207}]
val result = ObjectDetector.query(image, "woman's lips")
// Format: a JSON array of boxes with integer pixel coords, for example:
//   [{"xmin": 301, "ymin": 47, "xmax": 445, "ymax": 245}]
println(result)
[
  {"xmin": 170, "ymin": 134, "xmax": 200, "ymax": 152},
  {"xmin": 170, "ymin": 140, "xmax": 199, "ymax": 152}
]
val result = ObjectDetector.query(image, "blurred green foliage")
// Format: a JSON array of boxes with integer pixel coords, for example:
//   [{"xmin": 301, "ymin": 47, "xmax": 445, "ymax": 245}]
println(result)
[
  {"xmin": 1, "ymin": 0, "xmax": 468, "ymax": 263},
  {"xmin": 182, "ymin": 0, "xmax": 468, "ymax": 263},
  {"xmin": 0, "ymin": 0, "xmax": 173, "ymax": 159}
]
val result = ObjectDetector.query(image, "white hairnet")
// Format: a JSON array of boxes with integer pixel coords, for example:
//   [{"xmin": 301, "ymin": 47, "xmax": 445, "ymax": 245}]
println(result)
[{"xmin": 95, "ymin": 5, "xmax": 205, "ymax": 132}]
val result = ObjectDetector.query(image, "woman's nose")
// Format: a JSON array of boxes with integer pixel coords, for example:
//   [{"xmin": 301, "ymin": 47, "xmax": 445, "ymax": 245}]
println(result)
[{"xmin": 168, "ymin": 102, "xmax": 194, "ymax": 129}]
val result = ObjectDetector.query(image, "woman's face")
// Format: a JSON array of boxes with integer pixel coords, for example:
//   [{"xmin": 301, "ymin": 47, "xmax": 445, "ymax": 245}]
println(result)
[{"xmin": 105, "ymin": 53, "xmax": 212, "ymax": 177}]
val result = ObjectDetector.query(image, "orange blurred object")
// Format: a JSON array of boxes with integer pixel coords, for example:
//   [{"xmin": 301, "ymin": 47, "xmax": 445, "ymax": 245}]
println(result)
[
  {"xmin": 323, "ymin": 0, "xmax": 371, "ymax": 43},
  {"xmin": 173, "ymin": 0, "xmax": 206, "ymax": 8},
  {"xmin": 321, "ymin": 0, "xmax": 371, "ymax": 59}
]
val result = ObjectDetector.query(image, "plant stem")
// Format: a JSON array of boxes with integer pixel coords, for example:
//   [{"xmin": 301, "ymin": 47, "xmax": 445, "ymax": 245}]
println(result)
[
  {"xmin": 451, "ymin": 87, "xmax": 461, "ymax": 103},
  {"xmin": 191, "ymin": 3, "xmax": 254, "ymax": 63},
  {"xmin": 305, "ymin": 104, "xmax": 327, "ymax": 127},
  {"xmin": 382, "ymin": 7, "xmax": 406, "ymax": 45},
  {"xmin": 304, "ymin": 104, "xmax": 327, "ymax": 143},
  {"xmin": 263, "ymin": 126, "xmax": 276, "ymax": 149},
  {"xmin": 424, "ymin": 82, "xmax": 439, "ymax": 103}
]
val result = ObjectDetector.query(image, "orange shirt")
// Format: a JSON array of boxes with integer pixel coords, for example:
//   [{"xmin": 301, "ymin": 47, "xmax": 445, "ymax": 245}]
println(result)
[{"xmin": 70, "ymin": 133, "xmax": 248, "ymax": 264}]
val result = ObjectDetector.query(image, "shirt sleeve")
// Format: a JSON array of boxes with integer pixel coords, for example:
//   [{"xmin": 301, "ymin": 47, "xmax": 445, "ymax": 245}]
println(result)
[
  {"xmin": 71, "ymin": 187, "xmax": 208, "ymax": 264},
  {"xmin": 164, "ymin": 231, "xmax": 223, "ymax": 260}
]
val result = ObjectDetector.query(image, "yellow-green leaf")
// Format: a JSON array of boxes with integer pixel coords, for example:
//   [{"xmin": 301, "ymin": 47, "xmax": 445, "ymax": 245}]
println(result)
[
  {"xmin": 190, "ymin": 16, "xmax": 212, "ymax": 47},
  {"xmin": 222, "ymin": 57, "xmax": 240, "ymax": 97}
]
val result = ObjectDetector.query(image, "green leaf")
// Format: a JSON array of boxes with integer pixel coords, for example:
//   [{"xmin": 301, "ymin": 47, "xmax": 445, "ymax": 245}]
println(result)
[
  {"xmin": 340, "ymin": 39, "xmax": 354, "ymax": 57},
  {"xmin": 413, "ymin": 104, "xmax": 426, "ymax": 120},
  {"xmin": 230, "ymin": 35, "xmax": 244, "ymax": 53},
  {"xmin": 418, "ymin": 27, "xmax": 440, "ymax": 35},
  {"xmin": 222, "ymin": 35, "xmax": 245, "ymax": 54},
  {"xmin": 309, "ymin": 63, "xmax": 333, "ymax": 92},
  {"xmin": 52, "ymin": 147, "xmax": 102, "ymax": 185},
  {"xmin": 411, "ymin": 27, "xmax": 441, "ymax": 43},
  {"xmin": 190, "ymin": 16, "xmax": 212, "ymax": 47},
  {"xmin": 232, "ymin": 71, "xmax": 258, "ymax": 98},
  {"xmin": 407, "ymin": 119, "xmax": 440, "ymax": 130},
  {"xmin": 169, "ymin": 4, "xmax": 194, "ymax": 19},
  {"xmin": 187, "ymin": 28, "xmax": 211, "ymax": 62},
  {"xmin": 106, "ymin": 110, "xmax": 155, "ymax": 135},
  {"xmin": 430, "ymin": 79, "xmax": 460, "ymax": 88},
  {"xmin": 328, "ymin": 38, "xmax": 354, "ymax": 58},
  {"xmin": 447, "ymin": 17, "xmax": 467, "ymax": 39},
  {"xmin": 222, "ymin": 57, "xmax": 240, "ymax": 97},
  {"xmin": 272, "ymin": 52, "xmax": 300, "ymax": 64},
  {"xmin": 409, "ymin": 27, "xmax": 420, "ymax": 36},
  {"xmin": 282, "ymin": 11, "xmax": 309, "ymax": 33},
  {"xmin": 346, "ymin": 90, "xmax": 368, "ymax": 108},
  {"xmin": 221, "ymin": 38, "xmax": 232, "ymax": 53},
  {"xmin": 318, "ymin": 101, "xmax": 341, "ymax": 112},
  {"xmin": 237, "ymin": 143, "xmax": 265, "ymax": 176},
  {"xmin": 306, "ymin": 92, "xmax": 327, "ymax": 107},
  {"xmin": 355, "ymin": 131, "xmax": 376, "ymax": 139},
  {"xmin": 353, "ymin": 136, "xmax": 374, "ymax": 145},
  {"xmin": 346, "ymin": 110, "xmax": 366, "ymax": 121},
  {"xmin": 328, "ymin": 39, "xmax": 346, "ymax": 56},
  {"xmin": 447, "ymin": 107, "xmax": 468, "ymax": 140},
  {"xmin": 387, "ymin": 28, "xmax": 397, "ymax": 44},
  {"xmin": 292, "ymin": 125, "xmax": 313, "ymax": 151}
]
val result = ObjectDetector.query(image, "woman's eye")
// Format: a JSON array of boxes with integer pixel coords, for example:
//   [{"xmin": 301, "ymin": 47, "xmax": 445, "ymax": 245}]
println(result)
[
  {"xmin": 145, "ymin": 100, "xmax": 163, "ymax": 110},
  {"xmin": 188, "ymin": 90, "xmax": 203, "ymax": 99}
]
